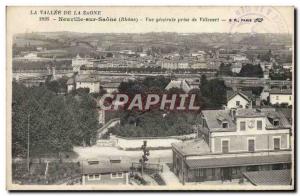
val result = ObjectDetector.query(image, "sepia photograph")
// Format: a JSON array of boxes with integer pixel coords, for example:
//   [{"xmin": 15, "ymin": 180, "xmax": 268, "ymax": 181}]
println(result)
[{"xmin": 6, "ymin": 6, "xmax": 295, "ymax": 191}]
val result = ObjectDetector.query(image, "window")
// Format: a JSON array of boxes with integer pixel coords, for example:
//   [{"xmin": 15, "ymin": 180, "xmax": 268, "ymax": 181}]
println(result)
[
  {"xmin": 276, "ymin": 96, "xmax": 279, "ymax": 100},
  {"xmin": 88, "ymin": 161, "xmax": 99, "ymax": 165},
  {"xmin": 240, "ymin": 121, "xmax": 246, "ymax": 131},
  {"xmin": 273, "ymin": 119, "xmax": 279, "ymax": 126},
  {"xmin": 257, "ymin": 120, "xmax": 262, "ymax": 130},
  {"xmin": 274, "ymin": 138, "xmax": 281, "ymax": 150},
  {"xmin": 196, "ymin": 169, "xmax": 205, "ymax": 177},
  {"xmin": 94, "ymin": 174, "xmax": 101, "ymax": 180},
  {"xmin": 246, "ymin": 165, "xmax": 259, "ymax": 172},
  {"xmin": 236, "ymin": 101, "xmax": 240, "ymax": 106},
  {"xmin": 88, "ymin": 174, "xmax": 101, "ymax": 180},
  {"xmin": 232, "ymin": 167, "xmax": 240, "ymax": 175},
  {"xmin": 111, "ymin": 172, "xmax": 123, "ymax": 179},
  {"xmin": 222, "ymin": 140, "xmax": 229, "ymax": 153},
  {"xmin": 222, "ymin": 122, "xmax": 228, "ymax": 128},
  {"xmin": 289, "ymin": 96, "xmax": 291, "ymax": 101},
  {"xmin": 110, "ymin": 159, "xmax": 121, "ymax": 163},
  {"xmin": 248, "ymin": 139, "xmax": 255, "ymax": 152}
]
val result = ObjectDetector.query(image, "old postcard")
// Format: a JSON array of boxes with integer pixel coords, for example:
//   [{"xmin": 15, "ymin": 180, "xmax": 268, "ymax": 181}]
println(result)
[{"xmin": 6, "ymin": 6, "xmax": 295, "ymax": 191}]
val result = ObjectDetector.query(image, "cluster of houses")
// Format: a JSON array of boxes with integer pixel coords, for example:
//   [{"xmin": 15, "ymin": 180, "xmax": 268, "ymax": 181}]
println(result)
[
  {"xmin": 73, "ymin": 71, "xmax": 292, "ymax": 185},
  {"xmin": 78, "ymin": 87, "xmax": 293, "ymax": 186},
  {"xmin": 14, "ymin": 49, "xmax": 293, "ymax": 186},
  {"xmin": 70, "ymin": 52, "xmax": 212, "ymax": 71}
]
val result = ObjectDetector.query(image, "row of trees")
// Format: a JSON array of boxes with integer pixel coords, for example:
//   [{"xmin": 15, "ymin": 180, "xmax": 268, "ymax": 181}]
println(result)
[{"xmin": 12, "ymin": 82, "xmax": 99, "ymax": 158}]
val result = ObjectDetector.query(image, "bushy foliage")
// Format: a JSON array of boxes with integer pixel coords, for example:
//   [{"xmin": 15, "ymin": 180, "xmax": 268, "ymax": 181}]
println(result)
[{"xmin": 12, "ymin": 82, "xmax": 99, "ymax": 158}]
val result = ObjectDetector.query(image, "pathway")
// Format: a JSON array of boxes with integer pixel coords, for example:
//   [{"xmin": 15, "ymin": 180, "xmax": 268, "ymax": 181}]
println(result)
[{"xmin": 160, "ymin": 163, "xmax": 181, "ymax": 186}]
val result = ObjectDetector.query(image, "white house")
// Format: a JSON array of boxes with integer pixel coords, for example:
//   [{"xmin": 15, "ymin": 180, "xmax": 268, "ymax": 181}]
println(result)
[
  {"xmin": 269, "ymin": 89, "xmax": 292, "ymax": 106},
  {"xmin": 231, "ymin": 63, "xmax": 243, "ymax": 74},
  {"xmin": 226, "ymin": 90, "xmax": 253, "ymax": 109},
  {"xmin": 165, "ymin": 79, "xmax": 191, "ymax": 93},
  {"xmin": 76, "ymin": 75, "xmax": 100, "ymax": 93},
  {"xmin": 66, "ymin": 77, "xmax": 75, "ymax": 92}
]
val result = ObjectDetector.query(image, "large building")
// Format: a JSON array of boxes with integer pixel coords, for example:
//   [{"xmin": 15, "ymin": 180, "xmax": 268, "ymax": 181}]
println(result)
[
  {"xmin": 171, "ymin": 108, "xmax": 292, "ymax": 184},
  {"xmin": 269, "ymin": 88, "xmax": 292, "ymax": 106}
]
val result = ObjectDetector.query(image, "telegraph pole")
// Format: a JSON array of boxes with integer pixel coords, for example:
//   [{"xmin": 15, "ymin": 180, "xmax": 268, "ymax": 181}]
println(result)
[
  {"xmin": 27, "ymin": 114, "xmax": 30, "ymax": 173},
  {"xmin": 140, "ymin": 140, "xmax": 150, "ymax": 176}
]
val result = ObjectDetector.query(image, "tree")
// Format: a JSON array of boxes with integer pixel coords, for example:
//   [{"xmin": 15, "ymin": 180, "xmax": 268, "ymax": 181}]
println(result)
[
  {"xmin": 200, "ymin": 79, "xmax": 227, "ymax": 109},
  {"xmin": 12, "ymin": 82, "xmax": 99, "ymax": 158},
  {"xmin": 200, "ymin": 75, "xmax": 207, "ymax": 87},
  {"xmin": 238, "ymin": 64, "xmax": 263, "ymax": 78}
]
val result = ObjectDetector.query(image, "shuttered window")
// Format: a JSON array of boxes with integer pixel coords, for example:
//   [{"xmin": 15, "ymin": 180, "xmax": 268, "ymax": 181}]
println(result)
[
  {"xmin": 248, "ymin": 139, "xmax": 255, "ymax": 152},
  {"xmin": 222, "ymin": 140, "xmax": 229, "ymax": 153},
  {"xmin": 274, "ymin": 138, "xmax": 281, "ymax": 150}
]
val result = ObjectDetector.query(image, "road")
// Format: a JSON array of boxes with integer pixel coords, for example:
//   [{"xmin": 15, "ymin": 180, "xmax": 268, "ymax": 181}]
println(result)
[{"xmin": 97, "ymin": 118, "xmax": 120, "ymax": 139}]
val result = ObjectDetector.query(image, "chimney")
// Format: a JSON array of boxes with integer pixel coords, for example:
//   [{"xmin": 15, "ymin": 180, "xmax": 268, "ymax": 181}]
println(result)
[{"xmin": 230, "ymin": 108, "xmax": 236, "ymax": 121}]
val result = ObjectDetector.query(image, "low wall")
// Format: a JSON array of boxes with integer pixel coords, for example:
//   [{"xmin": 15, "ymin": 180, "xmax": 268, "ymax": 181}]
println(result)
[{"xmin": 111, "ymin": 135, "xmax": 193, "ymax": 150}]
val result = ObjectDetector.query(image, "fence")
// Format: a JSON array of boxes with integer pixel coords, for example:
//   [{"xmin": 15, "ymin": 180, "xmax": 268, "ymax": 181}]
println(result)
[{"xmin": 131, "ymin": 162, "xmax": 163, "ymax": 174}]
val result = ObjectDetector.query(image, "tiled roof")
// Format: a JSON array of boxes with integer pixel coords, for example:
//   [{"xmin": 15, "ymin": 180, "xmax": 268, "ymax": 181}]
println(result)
[
  {"xmin": 77, "ymin": 74, "xmax": 100, "ymax": 83},
  {"xmin": 82, "ymin": 158, "xmax": 131, "ymax": 175},
  {"xmin": 276, "ymin": 108, "xmax": 292, "ymax": 123},
  {"xmin": 243, "ymin": 169, "xmax": 292, "ymax": 185},
  {"xmin": 264, "ymin": 109, "xmax": 292, "ymax": 129},
  {"xmin": 202, "ymin": 110, "xmax": 236, "ymax": 132},
  {"xmin": 186, "ymin": 154, "xmax": 291, "ymax": 169},
  {"xmin": 270, "ymin": 88, "xmax": 292, "ymax": 95},
  {"xmin": 66, "ymin": 77, "xmax": 74, "ymax": 85},
  {"xmin": 202, "ymin": 108, "xmax": 291, "ymax": 132},
  {"xmin": 172, "ymin": 139, "xmax": 211, "ymax": 156},
  {"xmin": 226, "ymin": 90, "xmax": 252, "ymax": 102},
  {"xmin": 101, "ymin": 82, "xmax": 120, "ymax": 88},
  {"xmin": 235, "ymin": 109, "xmax": 266, "ymax": 118}
]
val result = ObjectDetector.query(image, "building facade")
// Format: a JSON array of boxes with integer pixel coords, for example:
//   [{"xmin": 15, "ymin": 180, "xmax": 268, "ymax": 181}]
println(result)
[
  {"xmin": 226, "ymin": 91, "xmax": 253, "ymax": 109},
  {"xmin": 172, "ymin": 108, "xmax": 292, "ymax": 184},
  {"xmin": 269, "ymin": 89, "xmax": 292, "ymax": 106}
]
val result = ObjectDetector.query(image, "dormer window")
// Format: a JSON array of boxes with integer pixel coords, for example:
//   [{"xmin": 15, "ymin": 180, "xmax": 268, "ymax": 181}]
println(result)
[
  {"xmin": 88, "ymin": 160, "xmax": 99, "ymax": 165},
  {"xmin": 222, "ymin": 122, "xmax": 228, "ymax": 128},
  {"xmin": 217, "ymin": 115, "xmax": 229, "ymax": 129},
  {"xmin": 268, "ymin": 115, "xmax": 280, "ymax": 127},
  {"xmin": 273, "ymin": 119, "xmax": 279, "ymax": 126}
]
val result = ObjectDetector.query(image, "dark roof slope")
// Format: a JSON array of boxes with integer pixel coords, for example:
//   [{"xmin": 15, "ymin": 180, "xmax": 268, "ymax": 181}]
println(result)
[
  {"xmin": 243, "ymin": 169, "xmax": 292, "ymax": 185},
  {"xmin": 82, "ymin": 158, "xmax": 131, "ymax": 175}
]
